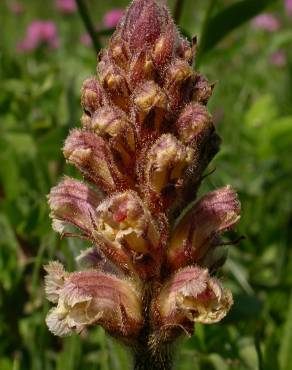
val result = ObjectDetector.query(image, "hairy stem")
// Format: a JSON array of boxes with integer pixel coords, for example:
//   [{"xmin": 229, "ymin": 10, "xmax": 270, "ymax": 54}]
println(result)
[
  {"xmin": 131, "ymin": 280, "xmax": 174, "ymax": 370},
  {"xmin": 133, "ymin": 343, "xmax": 173, "ymax": 370},
  {"xmin": 75, "ymin": 0, "xmax": 101, "ymax": 53}
]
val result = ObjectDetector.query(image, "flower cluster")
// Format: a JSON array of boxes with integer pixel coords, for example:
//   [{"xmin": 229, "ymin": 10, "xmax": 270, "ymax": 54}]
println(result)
[
  {"xmin": 56, "ymin": 0, "xmax": 77, "ymax": 14},
  {"xmin": 45, "ymin": 0, "xmax": 240, "ymax": 352},
  {"xmin": 17, "ymin": 21, "xmax": 59, "ymax": 52}
]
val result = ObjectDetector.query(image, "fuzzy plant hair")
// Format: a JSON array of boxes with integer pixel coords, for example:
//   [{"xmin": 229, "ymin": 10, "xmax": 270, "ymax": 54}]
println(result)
[{"xmin": 45, "ymin": 0, "xmax": 241, "ymax": 369}]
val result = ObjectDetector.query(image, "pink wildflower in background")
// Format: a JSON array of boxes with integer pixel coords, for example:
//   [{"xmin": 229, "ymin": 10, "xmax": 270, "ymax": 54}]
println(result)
[
  {"xmin": 285, "ymin": 0, "xmax": 292, "ymax": 16},
  {"xmin": 270, "ymin": 50, "xmax": 287, "ymax": 68},
  {"xmin": 252, "ymin": 14, "xmax": 280, "ymax": 32},
  {"xmin": 10, "ymin": 2, "xmax": 24, "ymax": 14},
  {"xmin": 103, "ymin": 9, "xmax": 124, "ymax": 28},
  {"xmin": 17, "ymin": 21, "xmax": 59, "ymax": 52},
  {"xmin": 80, "ymin": 33, "xmax": 92, "ymax": 46},
  {"xmin": 55, "ymin": 0, "xmax": 77, "ymax": 14}
]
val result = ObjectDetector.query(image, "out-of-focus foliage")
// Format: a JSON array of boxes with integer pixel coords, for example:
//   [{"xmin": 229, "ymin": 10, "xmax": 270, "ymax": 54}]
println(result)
[{"xmin": 0, "ymin": 0, "xmax": 291, "ymax": 369}]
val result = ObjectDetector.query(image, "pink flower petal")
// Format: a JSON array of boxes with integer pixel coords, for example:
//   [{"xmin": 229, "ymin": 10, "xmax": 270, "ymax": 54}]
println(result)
[
  {"xmin": 270, "ymin": 51, "xmax": 287, "ymax": 68},
  {"xmin": 252, "ymin": 13, "xmax": 280, "ymax": 32},
  {"xmin": 17, "ymin": 20, "xmax": 59, "ymax": 52},
  {"xmin": 55, "ymin": 0, "xmax": 77, "ymax": 14},
  {"xmin": 10, "ymin": 2, "xmax": 24, "ymax": 15},
  {"xmin": 285, "ymin": 0, "xmax": 292, "ymax": 16},
  {"xmin": 103, "ymin": 9, "xmax": 124, "ymax": 28}
]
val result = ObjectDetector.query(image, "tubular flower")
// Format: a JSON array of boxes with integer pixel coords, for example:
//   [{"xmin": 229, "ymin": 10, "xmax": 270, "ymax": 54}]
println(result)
[
  {"xmin": 44, "ymin": 262, "xmax": 143, "ymax": 338},
  {"xmin": 45, "ymin": 0, "xmax": 241, "ymax": 364},
  {"xmin": 166, "ymin": 186, "xmax": 241, "ymax": 271},
  {"xmin": 152, "ymin": 266, "xmax": 233, "ymax": 341}
]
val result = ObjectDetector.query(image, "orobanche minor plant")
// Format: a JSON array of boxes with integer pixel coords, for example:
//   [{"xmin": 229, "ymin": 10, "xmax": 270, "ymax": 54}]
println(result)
[{"xmin": 44, "ymin": 0, "xmax": 241, "ymax": 368}]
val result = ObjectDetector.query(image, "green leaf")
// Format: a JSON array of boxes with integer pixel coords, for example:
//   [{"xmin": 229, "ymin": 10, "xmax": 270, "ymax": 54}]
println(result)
[
  {"xmin": 208, "ymin": 354, "xmax": 229, "ymax": 370},
  {"xmin": 0, "ymin": 141, "xmax": 22, "ymax": 200},
  {"xmin": 245, "ymin": 94, "xmax": 278, "ymax": 129},
  {"xmin": 279, "ymin": 291, "xmax": 292, "ymax": 370},
  {"xmin": 198, "ymin": 0, "xmax": 277, "ymax": 62}
]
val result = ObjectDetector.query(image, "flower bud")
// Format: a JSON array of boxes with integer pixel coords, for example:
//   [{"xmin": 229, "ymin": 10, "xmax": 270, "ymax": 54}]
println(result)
[
  {"xmin": 44, "ymin": 263, "xmax": 143, "ymax": 338},
  {"xmin": 164, "ymin": 59, "xmax": 195, "ymax": 111},
  {"xmin": 133, "ymin": 80, "xmax": 167, "ymax": 132},
  {"xmin": 175, "ymin": 102, "xmax": 213, "ymax": 146},
  {"xmin": 167, "ymin": 186, "xmax": 241, "ymax": 271},
  {"xmin": 122, "ymin": 0, "xmax": 171, "ymax": 52},
  {"xmin": 91, "ymin": 106, "xmax": 135, "ymax": 170},
  {"xmin": 153, "ymin": 266, "xmax": 233, "ymax": 333},
  {"xmin": 95, "ymin": 191, "xmax": 160, "ymax": 255},
  {"xmin": 145, "ymin": 134, "xmax": 194, "ymax": 193},
  {"xmin": 176, "ymin": 36, "xmax": 196, "ymax": 65},
  {"xmin": 151, "ymin": 23, "xmax": 175, "ymax": 67},
  {"xmin": 81, "ymin": 77, "xmax": 106, "ymax": 116},
  {"xmin": 192, "ymin": 73, "xmax": 215, "ymax": 105},
  {"xmin": 108, "ymin": 35, "xmax": 130, "ymax": 70},
  {"xmin": 128, "ymin": 50, "xmax": 154, "ymax": 89},
  {"xmin": 97, "ymin": 52, "xmax": 130, "ymax": 110},
  {"xmin": 63, "ymin": 129, "xmax": 127, "ymax": 193},
  {"xmin": 48, "ymin": 177, "xmax": 102, "ymax": 237},
  {"xmin": 80, "ymin": 112, "xmax": 92, "ymax": 128}
]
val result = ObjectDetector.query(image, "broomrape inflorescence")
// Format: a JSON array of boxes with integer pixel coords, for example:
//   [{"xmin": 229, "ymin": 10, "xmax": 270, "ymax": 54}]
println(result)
[{"xmin": 45, "ymin": 0, "xmax": 241, "ymax": 368}]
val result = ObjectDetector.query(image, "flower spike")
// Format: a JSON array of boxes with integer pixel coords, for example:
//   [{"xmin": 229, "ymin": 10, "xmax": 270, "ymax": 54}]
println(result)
[{"xmin": 45, "ymin": 0, "xmax": 241, "ymax": 365}]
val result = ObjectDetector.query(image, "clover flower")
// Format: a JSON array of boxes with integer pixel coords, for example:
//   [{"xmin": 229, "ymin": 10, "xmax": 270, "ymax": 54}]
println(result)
[
  {"xmin": 103, "ymin": 9, "xmax": 125, "ymax": 28},
  {"xmin": 55, "ymin": 0, "xmax": 77, "ymax": 14},
  {"xmin": 17, "ymin": 21, "xmax": 59, "ymax": 52},
  {"xmin": 252, "ymin": 13, "xmax": 280, "ymax": 32},
  {"xmin": 285, "ymin": 0, "xmax": 292, "ymax": 17}
]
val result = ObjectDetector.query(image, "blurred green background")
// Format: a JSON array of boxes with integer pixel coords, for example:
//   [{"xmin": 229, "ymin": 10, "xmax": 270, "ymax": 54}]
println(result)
[{"xmin": 0, "ymin": 0, "xmax": 292, "ymax": 369}]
